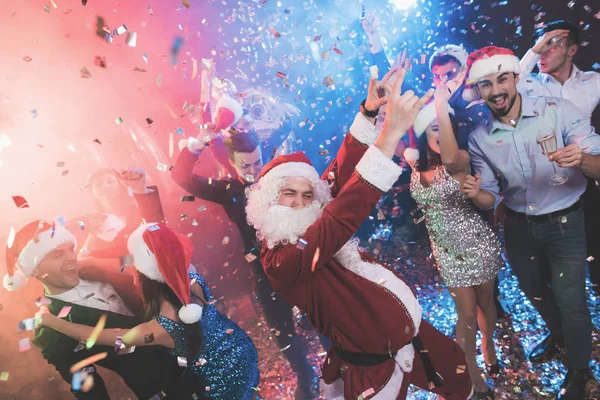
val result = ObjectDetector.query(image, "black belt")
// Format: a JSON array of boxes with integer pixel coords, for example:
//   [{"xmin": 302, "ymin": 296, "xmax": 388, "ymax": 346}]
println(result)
[
  {"xmin": 505, "ymin": 199, "xmax": 581, "ymax": 223},
  {"xmin": 333, "ymin": 336, "xmax": 442, "ymax": 388}
]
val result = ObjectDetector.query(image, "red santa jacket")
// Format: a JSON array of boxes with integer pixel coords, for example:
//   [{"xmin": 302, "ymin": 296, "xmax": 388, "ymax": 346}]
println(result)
[{"xmin": 260, "ymin": 114, "xmax": 422, "ymax": 399}]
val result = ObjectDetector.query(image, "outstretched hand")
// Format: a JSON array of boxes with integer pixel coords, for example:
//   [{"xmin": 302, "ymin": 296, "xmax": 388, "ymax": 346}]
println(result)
[
  {"xmin": 365, "ymin": 65, "xmax": 401, "ymax": 112},
  {"xmin": 383, "ymin": 68, "xmax": 435, "ymax": 138}
]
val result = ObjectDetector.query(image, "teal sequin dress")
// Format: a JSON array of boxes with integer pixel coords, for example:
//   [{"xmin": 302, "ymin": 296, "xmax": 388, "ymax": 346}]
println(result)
[{"xmin": 155, "ymin": 272, "xmax": 259, "ymax": 399}]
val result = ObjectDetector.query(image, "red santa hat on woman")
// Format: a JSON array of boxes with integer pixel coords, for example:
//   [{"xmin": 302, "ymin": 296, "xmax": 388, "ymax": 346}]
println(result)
[
  {"xmin": 128, "ymin": 223, "xmax": 202, "ymax": 324},
  {"xmin": 403, "ymin": 102, "xmax": 455, "ymax": 162},
  {"xmin": 258, "ymin": 152, "xmax": 320, "ymax": 183},
  {"xmin": 4, "ymin": 220, "xmax": 76, "ymax": 291},
  {"xmin": 462, "ymin": 46, "xmax": 521, "ymax": 101}
]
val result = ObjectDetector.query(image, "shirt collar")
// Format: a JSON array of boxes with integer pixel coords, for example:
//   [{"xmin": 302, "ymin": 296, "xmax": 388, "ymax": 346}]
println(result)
[
  {"xmin": 540, "ymin": 64, "xmax": 581, "ymax": 83},
  {"xmin": 46, "ymin": 279, "xmax": 96, "ymax": 303},
  {"xmin": 490, "ymin": 94, "xmax": 537, "ymax": 133}
]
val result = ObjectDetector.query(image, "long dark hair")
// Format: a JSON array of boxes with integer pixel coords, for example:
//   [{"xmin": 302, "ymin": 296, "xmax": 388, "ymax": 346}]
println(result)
[
  {"xmin": 135, "ymin": 270, "xmax": 203, "ymax": 358},
  {"xmin": 415, "ymin": 113, "xmax": 460, "ymax": 172}
]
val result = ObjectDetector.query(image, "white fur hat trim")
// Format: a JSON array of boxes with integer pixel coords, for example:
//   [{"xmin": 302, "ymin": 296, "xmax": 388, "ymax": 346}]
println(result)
[
  {"xmin": 127, "ymin": 223, "xmax": 166, "ymax": 283},
  {"xmin": 414, "ymin": 102, "xmax": 455, "ymax": 138},
  {"xmin": 467, "ymin": 54, "xmax": 521, "ymax": 84}
]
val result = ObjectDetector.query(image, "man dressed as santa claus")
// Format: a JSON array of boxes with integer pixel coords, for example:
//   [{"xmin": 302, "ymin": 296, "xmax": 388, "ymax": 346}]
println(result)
[{"xmin": 246, "ymin": 67, "xmax": 473, "ymax": 399}]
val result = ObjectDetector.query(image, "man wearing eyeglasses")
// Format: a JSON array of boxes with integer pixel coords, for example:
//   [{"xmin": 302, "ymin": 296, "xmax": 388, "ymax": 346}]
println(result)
[{"xmin": 519, "ymin": 20, "xmax": 600, "ymax": 299}]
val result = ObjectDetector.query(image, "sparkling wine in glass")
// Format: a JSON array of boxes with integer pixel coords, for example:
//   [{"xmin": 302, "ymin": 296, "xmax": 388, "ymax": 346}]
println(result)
[{"xmin": 536, "ymin": 131, "xmax": 568, "ymax": 185}]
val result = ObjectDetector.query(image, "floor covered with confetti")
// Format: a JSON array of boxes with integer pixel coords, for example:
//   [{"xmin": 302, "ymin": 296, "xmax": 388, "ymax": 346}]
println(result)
[{"xmin": 241, "ymin": 236, "xmax": 600, "ymax": 400}]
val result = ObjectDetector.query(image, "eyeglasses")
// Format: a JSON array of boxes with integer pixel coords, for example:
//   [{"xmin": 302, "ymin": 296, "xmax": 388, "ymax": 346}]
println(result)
[{"xmin": 432, "ymin": 68, "xmax": 460, "ymax": 83}]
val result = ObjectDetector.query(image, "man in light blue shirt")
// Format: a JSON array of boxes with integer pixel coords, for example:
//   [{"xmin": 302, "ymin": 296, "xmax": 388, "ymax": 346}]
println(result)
[
  {"xmin": 518, "ymin": 20, "xmax": 600, "ymax": 293},
  {"xmin": 461, "ymin": 46, "xmax": 600, "ymax": 400}
]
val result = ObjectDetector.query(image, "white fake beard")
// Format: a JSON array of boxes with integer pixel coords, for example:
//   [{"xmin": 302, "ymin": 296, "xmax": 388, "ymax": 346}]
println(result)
[{"xmin": 258, "ymin": 203, "xmax": 323, "ymax": 249}]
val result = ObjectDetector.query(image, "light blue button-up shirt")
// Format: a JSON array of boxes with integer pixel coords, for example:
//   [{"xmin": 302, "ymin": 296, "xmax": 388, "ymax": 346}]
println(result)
[
  {"xmin": 469, "ymin": 95, "xmax": 600, "ymax": 215},
  {"xmin": 518, "ymin": 49, "xmax": 600, "ymax": 119}
]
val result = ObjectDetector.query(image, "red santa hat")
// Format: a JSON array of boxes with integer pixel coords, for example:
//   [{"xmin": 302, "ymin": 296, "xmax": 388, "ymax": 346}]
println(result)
[
  {"xmin": 127, "ymin": 223, "xmax": 202, "ymax": 324},
  {"xmin": 404, "ymin": 102, "xmax": 455, "ymax": 162},
  {"xmin": 258, "ymin": 152, "xmax": 320, "ymax": 183},
  {"xmin": 212, "ymin": 95, "xmax": 243, "ymax": 131},
  {"xmin": 4, "ymin": 220, "xmax": 77, "ymax": 291},
  {"xmin": 466, "ymin": 46, "xmax": 521, "ymax": 85},
  {"xmin": 429, "ymin": 44, "xmax": 469, "ymax": 70}
]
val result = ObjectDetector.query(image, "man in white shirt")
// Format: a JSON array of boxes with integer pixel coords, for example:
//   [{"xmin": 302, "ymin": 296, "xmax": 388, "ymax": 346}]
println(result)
[
  {"xmin": 518, "ymin": 20, "xmax": 600, "ymax": 291},
  {"xmin": 3, "ymin": 220, "xmax": 204, "ymax": 399}
]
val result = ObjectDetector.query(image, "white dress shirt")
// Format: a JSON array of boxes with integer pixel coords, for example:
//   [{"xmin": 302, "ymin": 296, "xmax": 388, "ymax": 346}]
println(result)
[
  {"xmin": 518, "ymin": 49, "xmax": 600, "ymax": 118},
  {"xmin": 48, "ymin": 279, "xmax": 134, "ymax": 317}
]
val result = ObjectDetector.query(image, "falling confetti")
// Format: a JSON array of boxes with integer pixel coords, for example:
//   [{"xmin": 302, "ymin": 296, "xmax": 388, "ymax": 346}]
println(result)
[{"xmin": 12, "ymin": 196, "xmax": 29, "ymax": 209}]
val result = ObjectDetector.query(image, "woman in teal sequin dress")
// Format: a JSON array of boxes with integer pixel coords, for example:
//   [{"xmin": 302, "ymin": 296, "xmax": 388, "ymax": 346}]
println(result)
[
  {"xmin": 37, "ymin": 223, "xmax": 259, "ymax": 400},
  {"xmin": 403, "ymin": 72, "xmax": 501, "ymax": 399}
]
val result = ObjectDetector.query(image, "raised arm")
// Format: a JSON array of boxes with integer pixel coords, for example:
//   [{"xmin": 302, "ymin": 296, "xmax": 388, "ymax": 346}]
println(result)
[
  {"xmin": 171, "ymin": 137, "xmax": 232, "ymax": 205},
  {"xmin": 434, "ymin": 72, "xmax": 471, "ymax": 175},
  {"xmin": 37, "ymin": 309, "xmax": 173, "ymax": 349},
  {"xmin": 518, "ymin": 29, "xmax": 570, "ymax": 91},
  {"xmin": 265, "ymin": 69, "xmax": 434, "ymax": 285},
  {"xmin": 323, "ymin": 66, "xmax": 401, "ymax": 195}
]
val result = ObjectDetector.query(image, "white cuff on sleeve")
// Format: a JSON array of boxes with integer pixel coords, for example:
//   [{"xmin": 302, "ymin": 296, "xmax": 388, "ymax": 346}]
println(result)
[
  {"xmin": 187, "ymin": 137, "xmax": 205, "ymax": 154},
  {"xmin": 349, "ymin": 113, "xmax": 381, "ymax": 146},
  {"xmin": 355, "ymin": 145, "xmax": 402, "ymax": 192}
]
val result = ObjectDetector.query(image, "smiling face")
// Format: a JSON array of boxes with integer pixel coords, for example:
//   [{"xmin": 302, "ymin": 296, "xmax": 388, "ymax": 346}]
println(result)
[
  {"xmin": 32, "ymin": 243, "xmax": 79, "ymax": 294},
  {"xmin": 277, "ymin": 177, "xmax": 314, "ymax": 208},
  {"xmin": 230, "ymin": 147, "xmax": 263, "ymax": 183},
  {"xmin": 476, "ymin": 72, "xmax": 520, "ymax": 118}
]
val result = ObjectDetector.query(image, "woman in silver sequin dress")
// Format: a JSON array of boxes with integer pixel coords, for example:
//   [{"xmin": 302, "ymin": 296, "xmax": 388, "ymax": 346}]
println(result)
[{"xmin": 403, "ymin": 72, "xmax": 502, "ymax": 397}]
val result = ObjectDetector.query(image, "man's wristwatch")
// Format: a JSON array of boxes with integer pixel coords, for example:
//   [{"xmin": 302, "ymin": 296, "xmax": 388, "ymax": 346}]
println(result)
[{"xmin": 360, "ymin": 99, "xmax": 379, "ymax": 118}]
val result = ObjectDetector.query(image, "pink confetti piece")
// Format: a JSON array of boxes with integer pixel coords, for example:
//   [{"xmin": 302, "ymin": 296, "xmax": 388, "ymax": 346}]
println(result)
[{"xmin": 57, "ymin": 306, "xmax": 72, "ymax": 318}]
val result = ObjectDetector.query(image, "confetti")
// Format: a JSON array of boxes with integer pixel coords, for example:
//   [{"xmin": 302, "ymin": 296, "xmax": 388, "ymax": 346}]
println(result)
[
  {"xmin": 31, "ymin": 109, "xmax": 37, "ymax": 119},
  {"xmin": 85, "ymin": 314, "xmax": 107, "ymax": 349},
  {"xmin": 0, "ymin": 372, "xmax": 8, "ymax": 381},
  {"xmin": 22, "ymin": 56, "xmax": 32, "ymax": 63},
  {"xmin": 182, "ymin": 0, "xmax": 191, "ymax": 8},
  {"xmin": 69, "ymin": 352, "xmax": 108, "ymax": 373},
  {"xmin": 144, "ymin": 333, "xmax": 155, "ymax": 344},
  {"xmin": 222, "ymin": 236, "xmax": 230, "ymax": 245},
  {"xmin": 146, "ymin": 117, "xmax": 154, "ymax": 125},
  {"xmin": 115, "ymin": 117, "xmax": 123, "ymax": 125},
  {"xmin": 93, "ymin": 139, "xmax": 102, "ymax": 145},
  {"xmin": 57, "ymin": 306, "xmax": 72, "ymax": 318},
  {"xmin": 369, "ymin": 66, "xmax": 379, "ymax": 80},
  {"xmin": 12, "ymin": 196, "xmax": 29, "ymax": 209},
  {"xmin": 177, "ymin": 356, "xmax": 187, "ymax": 367},
  {"xmin": 181, "ymin": 195, "xmax": 195, "ymax": 202},
  {"xmin": 17, "ymin": 318, "xmax": 35, "ymax": 332},
  {"xmin": 80, "ymin": 67, "xmax": 92, "ymax": 79},
  {"xmin": 18, "ymin": 338, "xmax": 31, "ymax": 352},
  {"xmin": 74, "ymin": 340, "xmax": 86, "ymax": 352},
  {"xmin": 170, "ymin": 37, "xmax": 184, "ymax": 65},
  {"xmin": 311, "ymin": 247, "xmax": 320, "ymax": 272},
  {"xmin": 197, "ymin": 205, "xmax": 207, "ymax": 211},
  {"xmin": 71, "ymin": 371, "xmax": 82, "ymax": 391},
  {"xmin": 34, "ymin": 297, "xmax": 52, "ymax": 307},
  {"xmin": 126, "ymin": 32, "xmax": 137, "ymax": 47},
  {"xmin": 296, "ymin": 238, "xmax": 308, "ymax": 250},
  {"xmin": 156, "ymin": 162, "xmax": 168, "ymax": 172},
  {"xmin": 225, "ymin": 329, "xmax": 234, "ymax": 334}
]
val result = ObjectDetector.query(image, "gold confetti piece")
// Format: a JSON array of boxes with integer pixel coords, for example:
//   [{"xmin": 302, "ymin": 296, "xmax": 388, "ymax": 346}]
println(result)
[
  {"xmin": 196, "ymin": 358, "xmax": 207, "ymax": 366},
  {"xmin": 86, "ymin": 314, "xmax": 107, "ymax": 349},
  {"xmin": 225, "ymin": 329, "xmax": 234, "ymax": 334},
  {"xmin": 311, "ymin": 247, "xmax": 320, "ymax": 272},
  {"xmin": 456, "ymin": 365, "xmax": 466, "ymax": 374},
  {"xmin": 80, "ymin": 67, "xmax": 92, "ymax": 79},
  {"xmin": 70, "ymin": 352, "xmax": 108, "ymax": 374},
  {"xmin": 182, "ymin": 0, "xmax": 190, "ymax": 8},
  {"xmin": 0, "ymin": 372, "xmax": 8, "ymax": 381},
  {"xmin": 191, "ymin": 58, "xmax": 198, "ymax": 80}
]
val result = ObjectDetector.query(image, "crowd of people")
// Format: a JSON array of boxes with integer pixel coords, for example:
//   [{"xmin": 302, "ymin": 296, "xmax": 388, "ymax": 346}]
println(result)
[{"xmin": 2, "ymin": 17, "xmax": 600, "ymax": 400}]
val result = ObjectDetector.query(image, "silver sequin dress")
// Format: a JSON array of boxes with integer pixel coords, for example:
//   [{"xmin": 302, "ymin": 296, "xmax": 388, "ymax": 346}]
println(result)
[{"xmin": 410, "ymin": 165, "xmax": 502, "ymax": 288}]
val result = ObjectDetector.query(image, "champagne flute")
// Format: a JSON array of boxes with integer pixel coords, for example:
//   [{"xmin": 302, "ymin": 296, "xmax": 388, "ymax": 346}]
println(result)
[{"xmin": 536, "ymin": 130, "xmax": 568, "ymax": 185}]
